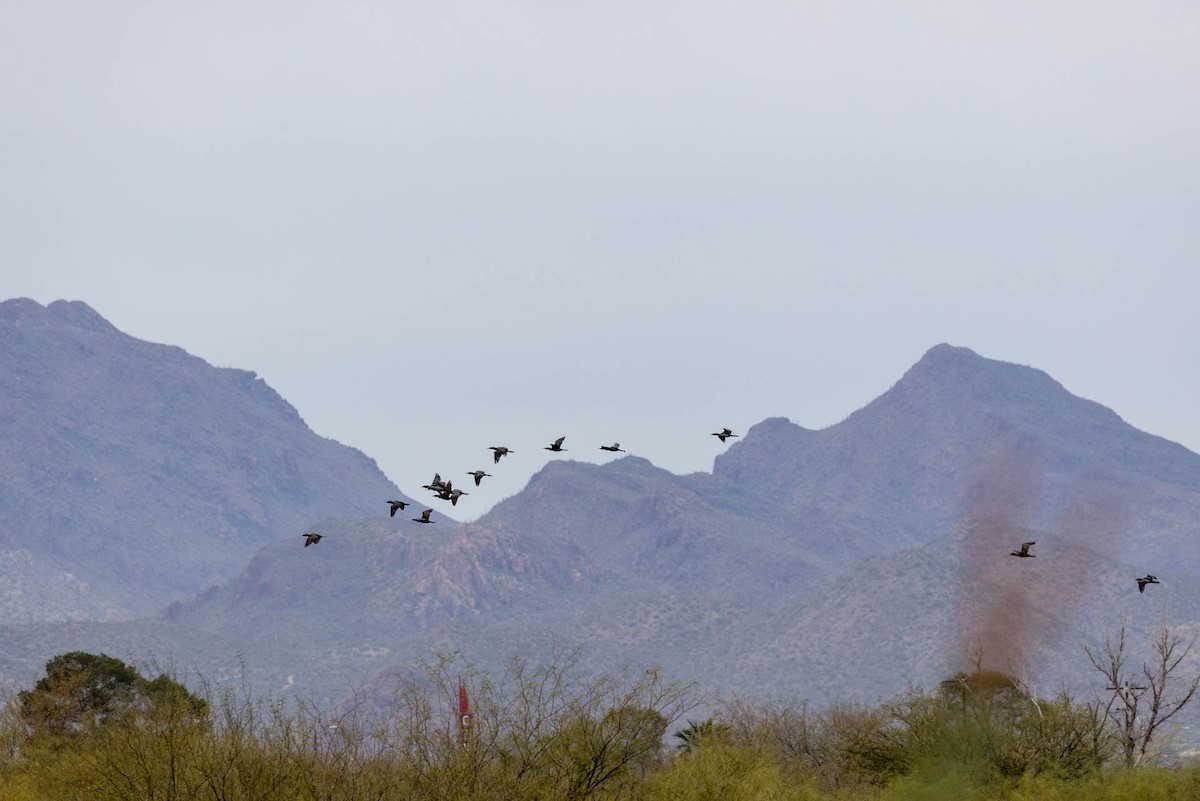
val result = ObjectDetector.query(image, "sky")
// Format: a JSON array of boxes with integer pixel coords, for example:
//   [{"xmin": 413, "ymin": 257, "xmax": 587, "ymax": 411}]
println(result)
[{"xmin": 3, "ymin": 1, "xmax": 1198, "ymax": 520}]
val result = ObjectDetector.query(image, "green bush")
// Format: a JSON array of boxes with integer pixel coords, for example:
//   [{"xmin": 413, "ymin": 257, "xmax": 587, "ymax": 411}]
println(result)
[{"xmin": 0, "ymin": 651, "xmax": 1195, "ymax": 801}]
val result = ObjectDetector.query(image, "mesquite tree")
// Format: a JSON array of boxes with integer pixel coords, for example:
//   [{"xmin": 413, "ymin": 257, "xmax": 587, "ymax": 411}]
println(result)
[{"xmin": 1084, "ymin": 617, "xmax": 1200, "ymax": 768}]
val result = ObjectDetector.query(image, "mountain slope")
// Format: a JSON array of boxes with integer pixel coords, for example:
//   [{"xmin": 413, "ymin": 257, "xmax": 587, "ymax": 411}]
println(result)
[
  {"xmin": 161, "ymin": 345, "xmax": 1200, "ymax": 708},
  {"xmin": 708, "ymin": 344, "xmax": 1200, "ymax": 566},
  {"xmin": 9, "ymin": 330, "xmax": 1200, "ymax": 713},
  {"xmin": 164, "ymin": 513, "xmax": 595, "ymax": 647},
  {"xmin": 728, "ymin": 516, "xmax": 1200, "ymax": 704},
  {"xmin": 0, "ymin": 298, "xmax": 421, "ymax": 621}
]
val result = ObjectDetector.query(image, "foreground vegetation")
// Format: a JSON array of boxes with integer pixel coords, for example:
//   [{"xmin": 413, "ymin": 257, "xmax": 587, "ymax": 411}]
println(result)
[{"xmin": 1, "ymin": 643, "xmax": 1199, "ymax": 801}]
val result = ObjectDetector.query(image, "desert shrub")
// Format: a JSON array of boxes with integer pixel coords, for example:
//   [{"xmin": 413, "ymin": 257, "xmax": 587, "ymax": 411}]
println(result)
[
  {"xmin": 639, "ymin": 740, "xmax": 824, "ymax": 801},
  {"xmin": 386, "ymin": 649, "xmax": 693, "ymax": 801}
]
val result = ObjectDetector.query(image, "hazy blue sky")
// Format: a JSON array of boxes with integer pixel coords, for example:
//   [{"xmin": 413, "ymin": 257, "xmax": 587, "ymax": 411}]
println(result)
[{"xmin": 4, "ymin": 1, "xmax": 1198, "ymax": 519}]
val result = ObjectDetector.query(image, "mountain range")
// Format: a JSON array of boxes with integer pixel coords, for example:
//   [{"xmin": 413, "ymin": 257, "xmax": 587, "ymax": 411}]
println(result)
[
  {"xmin": 0, "ymin": 298, "xmax": 418, "ymax": 621},
  {"xmin": 3, "ymin": 297, "xmax": 1199, "ymax": 713}
]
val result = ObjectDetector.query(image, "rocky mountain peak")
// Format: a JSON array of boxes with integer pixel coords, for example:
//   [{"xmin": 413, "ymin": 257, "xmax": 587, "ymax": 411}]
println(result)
[
  {"xmin": 0, "ymin": 297, "xmax": 46, "ymax": 324},
  {"xmin": 0, "ymin": 298, "xmax": 117, "ymax": 334},
  {"xmin": 0, "ymin": 298, "xmax": 412, "ymax": 622},
  {"xmin": 879, "ymin": 343, "xmax": 1073, "ymax": 411}
]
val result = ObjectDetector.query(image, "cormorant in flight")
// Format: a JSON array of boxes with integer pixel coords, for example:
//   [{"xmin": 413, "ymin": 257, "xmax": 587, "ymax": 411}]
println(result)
[{"xmin": 1009, "ymin": 541, "xmax": 1036, "ymax": 558}]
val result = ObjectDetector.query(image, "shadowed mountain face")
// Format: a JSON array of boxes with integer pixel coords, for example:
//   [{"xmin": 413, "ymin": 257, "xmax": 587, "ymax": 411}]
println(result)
[{"xmin": 0, "ymin": 298, "xmax": 417, "ymax": 622}]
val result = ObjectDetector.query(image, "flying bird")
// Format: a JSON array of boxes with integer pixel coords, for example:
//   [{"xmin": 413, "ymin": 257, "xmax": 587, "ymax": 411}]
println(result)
[
  {"xmin": 449, "ymin": 489, "xmax": 468, "ymax": 506},
  {"xmin": 712, "ymin": 428, "xmax": 738, "ymax": 443},
  {"xmin": 545, "ymin": 436, "xmax": 567, "ymax": 452},
  {"xmin": 412, "ymin": 509, "xmax": 435, "ymax": 524},
  {"xmin": 387, "ymin": 500, "xmax": 410, "ymax": 517},
  {"xmin": 1137, "ymin": 575, "xmax": 1160, "ymax": 593},
  {"xmin": 467, "ymin": 470, "xmax": 491, "ymax": 486},
  {"xmin": 302, "ymin": 532, "xmax": 323, "ymax": 547},
  {"xmin": 489, "ymin": 447, "xmax": 514, "ymax": 464},
  {"xmin": 422, "ymin": 473, "xmax": 447, "ymax": 492},
  {"xmin": 1009, "ymin": 541, "xmax": 1036, "ymax": 558},
  {"xmin": 599, "ymin": 443, "xmax": 625, "ymax": 452}
]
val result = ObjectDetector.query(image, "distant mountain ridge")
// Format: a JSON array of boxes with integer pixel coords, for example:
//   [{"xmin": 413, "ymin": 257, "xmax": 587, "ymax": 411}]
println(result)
[
  {"xmin": 5, "ymin": 303, "xmax": 1200, "ymax": 712},
  {"xmin": 162, "ymin": 343, "xmax": 1200, "ymax": 706},
  {"xmin": 0, "ymin": 298, "xmax": 419, "ymax": 622}
]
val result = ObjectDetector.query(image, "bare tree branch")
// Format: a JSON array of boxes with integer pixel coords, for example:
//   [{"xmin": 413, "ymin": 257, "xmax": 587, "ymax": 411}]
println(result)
[{"xmin": 1084, "ymin": 616, "xmax": 1200, "ymax": 767}]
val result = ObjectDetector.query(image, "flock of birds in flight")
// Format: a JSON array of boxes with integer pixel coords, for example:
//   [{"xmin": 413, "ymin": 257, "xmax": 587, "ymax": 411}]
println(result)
[
  {"xmin": 300, "ymin": 431, "xmax": 1164, "ymax": 597},
  {"xmin": 1007, "ymin": 541, "xmax": 1161, "ymax": 594},
  {"xmin": 299, "ymin": 429, "xmax": 740, "ymax": 547}
]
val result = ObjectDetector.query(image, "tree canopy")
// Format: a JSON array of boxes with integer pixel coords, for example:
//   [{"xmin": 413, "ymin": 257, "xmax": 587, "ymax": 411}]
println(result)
[{"xmin": 17, "ymin": 651, "xmax": 205, "ymax": 739}]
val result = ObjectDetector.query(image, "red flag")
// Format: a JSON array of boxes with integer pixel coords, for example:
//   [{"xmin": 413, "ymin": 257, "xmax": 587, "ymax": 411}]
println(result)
[{"xmin": 457, "ymin": 678, "xmax": 471, "ymax": 747}]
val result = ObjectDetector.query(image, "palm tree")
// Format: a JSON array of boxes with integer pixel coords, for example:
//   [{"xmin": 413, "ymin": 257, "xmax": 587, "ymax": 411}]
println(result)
[{"xmin": 672, "ymin": 717, "xmax": 726, "ymax": 753}]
